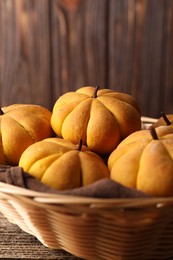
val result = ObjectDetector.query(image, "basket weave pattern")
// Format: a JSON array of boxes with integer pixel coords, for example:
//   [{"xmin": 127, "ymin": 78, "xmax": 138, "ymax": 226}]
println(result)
[{"xmin": 1, "ymin": 184, "xmax": 173, "ymax": 259}]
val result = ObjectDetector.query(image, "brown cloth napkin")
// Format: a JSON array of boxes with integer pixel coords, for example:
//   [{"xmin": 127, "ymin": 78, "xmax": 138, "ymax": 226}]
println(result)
[{"xmin": 0, "ymin": 165, "xmax": 150, "ymax": 198}]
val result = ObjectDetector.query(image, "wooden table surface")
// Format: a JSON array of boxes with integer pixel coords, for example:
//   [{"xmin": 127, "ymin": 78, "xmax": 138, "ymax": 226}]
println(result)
[{"xmin": 0, "ymin": 212, "xmax": 83, "ymax": 259}]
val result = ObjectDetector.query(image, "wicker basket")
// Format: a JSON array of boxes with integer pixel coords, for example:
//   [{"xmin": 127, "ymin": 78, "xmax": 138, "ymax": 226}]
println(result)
[{"xmin": 1, "ymin": 116, "xmax": 173, "ymax": 260}]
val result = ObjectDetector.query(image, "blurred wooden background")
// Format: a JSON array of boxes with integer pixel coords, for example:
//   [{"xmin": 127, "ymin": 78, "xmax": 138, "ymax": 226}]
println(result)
[{"xmin": 0, "ymin": 0, "xmax": 173, "ymax": 117}]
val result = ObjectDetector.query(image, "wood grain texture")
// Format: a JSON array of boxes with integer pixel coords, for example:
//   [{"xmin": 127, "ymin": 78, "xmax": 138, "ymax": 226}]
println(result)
[
  {"xmin": 0, "ymin": 0, "xmax": 173, "ymax": 117},
  {"xmin": 50, "ymin": 0, "xmax": 108, "ymax": 103},
  {"xmin": 107, "ymin": 0, "xmax": 173, "ymax": 117},
  {"xmin": 0, "ymin": 0, "xmax": 51, "ymax": 109},
  {"xmin": 0, "ymin": 212, "xmax": 82, "ymax": 259}
]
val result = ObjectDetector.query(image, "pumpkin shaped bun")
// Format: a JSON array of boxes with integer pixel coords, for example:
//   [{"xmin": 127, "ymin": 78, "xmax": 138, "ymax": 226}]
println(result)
[
  {"xmin": 0, "ymin": 104, "xmax": 54, "ymax": 165},
  {"xmin": 19, "ymin": 138, "xmax": 109, "ymax": 190},
  {"xmin": 108, "ymin": 126, "xmax": 173, "ymax": 197},
  {"xmin": 151, "ymin": 111, "xmax": 173, "ymax": 128},
  {"xmin": 51, "ymin": 86, "xmax": 141, "ymax": 155}
]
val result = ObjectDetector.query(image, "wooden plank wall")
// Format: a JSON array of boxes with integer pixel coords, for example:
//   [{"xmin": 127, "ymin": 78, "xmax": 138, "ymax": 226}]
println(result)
[{"xmin": 0, "ymin": 0, "xmax": 173, "ymax": 117}]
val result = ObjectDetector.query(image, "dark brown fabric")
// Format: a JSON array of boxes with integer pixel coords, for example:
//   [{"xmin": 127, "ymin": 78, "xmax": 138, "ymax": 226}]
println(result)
[{"xmin": 0, "ymin": 165, "xmax": 150, "ymax": 198}]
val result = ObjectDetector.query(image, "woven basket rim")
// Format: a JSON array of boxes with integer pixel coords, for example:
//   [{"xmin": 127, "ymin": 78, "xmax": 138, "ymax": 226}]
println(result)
[
  {"xmin": 1, "ymin": 181, "xmax": 173, "ymax": 210},
  {"xmin": 141, "ymin": 116, "xmax": 157, "ymax": 123}
]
